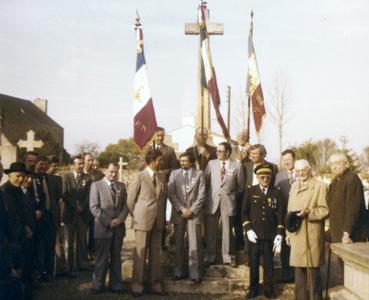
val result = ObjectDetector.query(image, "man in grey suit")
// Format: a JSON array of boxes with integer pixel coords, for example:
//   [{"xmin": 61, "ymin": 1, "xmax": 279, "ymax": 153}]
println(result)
[
  {"xmin": 89, "ymin": 163, "xmax": 129, "ymax": 293},
  {"xmin": 62, "ymin": 155, "xmax": 91, "ymax": 274},
  {"xmin": 168, "ymin": 152, "xmax": 206, "ymax": 283},
  {"xmin": 128, "ymin": 149, "xmax": 168, "ymax": 297},
  {"xmin": 204, "ymin": 142, "xmax": 245, "ymax": 266}
]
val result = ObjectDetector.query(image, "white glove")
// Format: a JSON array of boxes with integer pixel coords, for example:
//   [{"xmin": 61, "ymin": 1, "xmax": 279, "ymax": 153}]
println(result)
[
  {"xmin": 274, "ymin": 234, "xmax": 283, "ymax": 248},
  {"xmin": 273, "ymin": 234, "xmax": 283, "ymax": 254},
  {"xmin": 247, "ymin": 230, "xmax": 258, "ymax": 243}
]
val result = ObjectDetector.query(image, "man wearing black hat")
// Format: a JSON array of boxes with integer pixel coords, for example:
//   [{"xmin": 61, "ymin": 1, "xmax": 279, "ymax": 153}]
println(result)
[
  {"xmin": 1, "ymin": 162, "xmax": 33, "ymax": 298},
  {"xmin": 243, "ymin": 162, "xmax": 284, "ymax": 299}
]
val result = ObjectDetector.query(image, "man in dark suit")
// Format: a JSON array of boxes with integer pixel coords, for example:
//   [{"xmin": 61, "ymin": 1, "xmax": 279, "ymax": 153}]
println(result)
[
  {"xmin": 62, "ymin": 155, "xmax": 92, "ymax": 274},
  {"xmin": 244, "ymin": 144, "xmax": 278, "ymax": 188},
  {"xmin": 186, "ymin": 127, "xmax": 217, "ymax": 171},
  {"xmin": 274, "ymin": 149, "xmax": 296, "ymax": 283},
  {"xmin": 327, "ymin": 152, "xmax": 368, "ymax": 286},
  {"xmin": 168, "ymin": 152, "xmax": 206, "ymax": 283},
  {"xmin": 138, "ymin": 127, "xmax": 179, "ymax": 178},
  {"xmin": 243, "ymin": 163, "xmax": 284, "ymax": 299},
  {"xmin": 230, "ymin": 129, "xmax": 252, "ymax": 255},
  {"xmin": 89, "ymin": 163, "xmax": 129, "ymax": 293},
  {"xmin": 128, "ymin": 149, "xmax": 168, "ymax": 297},
  {"xmin": 1, "ymin": 162, "xmax": 33, "ymax": 298}
]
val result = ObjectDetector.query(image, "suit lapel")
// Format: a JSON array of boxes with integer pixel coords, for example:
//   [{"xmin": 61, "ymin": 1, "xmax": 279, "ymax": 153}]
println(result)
[
  {"xmin": 143, "ymin": 171, "xmax": 156, "ymax": 195},
  {"xmin": 187, "ymin": 169, "xmax": 199, "ymax": 193},
  {"xmin": 102, "ymin": 180, "xmax": 115, "ymax": 206}
]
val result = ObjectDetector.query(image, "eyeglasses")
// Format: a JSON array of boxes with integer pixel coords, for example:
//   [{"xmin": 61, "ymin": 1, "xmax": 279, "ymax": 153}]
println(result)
[
  {"xmin": 259, "ymin": 175, "xmax": 271, "ymax": 180},
  {"xmin": 216, "ymin": 150, "xmax": 225, "ymax": 153}
]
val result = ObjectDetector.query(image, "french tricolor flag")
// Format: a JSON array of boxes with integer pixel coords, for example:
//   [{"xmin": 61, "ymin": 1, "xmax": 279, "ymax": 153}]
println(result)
[{"xmin": 133, "ymin": 12, "xmax": 158, "ymax": 149}]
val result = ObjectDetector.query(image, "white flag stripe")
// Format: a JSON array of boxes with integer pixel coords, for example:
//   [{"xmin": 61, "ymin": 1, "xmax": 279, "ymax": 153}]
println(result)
[{"xmin": 134, "ymin": 65, "xmax": 151, "ymax": 114}]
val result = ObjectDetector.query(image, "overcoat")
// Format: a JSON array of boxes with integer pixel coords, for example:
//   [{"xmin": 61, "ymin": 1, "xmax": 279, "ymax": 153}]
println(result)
[
  {"xmin": 328, "ymin": 169, "xmax": 367, "ymax": 243},
  {"xmin": 287, "ymin": 176, "xmax": 329, "ymax": 267}
]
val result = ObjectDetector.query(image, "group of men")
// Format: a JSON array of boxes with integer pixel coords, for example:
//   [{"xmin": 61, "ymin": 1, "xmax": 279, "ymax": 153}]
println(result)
[
  {"xmin": 0, "ymin": 125, "xmax": 367, "ymax": 300},
  {"xmin": 0, "ymin": 152, "xmax": 104, "ymax": 299},
  {"xmin": 126, "ymin": 126, "xmax": 368, "ymax": 300}
]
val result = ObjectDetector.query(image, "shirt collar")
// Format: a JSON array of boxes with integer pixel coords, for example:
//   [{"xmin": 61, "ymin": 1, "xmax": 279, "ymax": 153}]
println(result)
[
  {"xmin": 146, "ymin": 166, "xmax": 155, "ymax": 178},
  {"xmin": 104, "ymin": 177, "xmax": 113, "ymax": 186},
  {"xmin": 219, "ymin": 159, "xmax": 230, "ymax": 168},
  {"xmin": 259, "ymin": 185, "xmax": 268, "ymax": 193}
]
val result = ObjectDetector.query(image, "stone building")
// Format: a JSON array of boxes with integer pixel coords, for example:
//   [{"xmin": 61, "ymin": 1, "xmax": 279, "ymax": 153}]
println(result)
[{"xmin": 0, "ymin": 93, "xmax": 66, "ymax": 168}]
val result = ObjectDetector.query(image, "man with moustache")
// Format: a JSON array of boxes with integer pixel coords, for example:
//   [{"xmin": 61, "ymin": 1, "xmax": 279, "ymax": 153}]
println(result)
[{"xmin": 168, "ymin": 152, "xmax": 206, "ymax": 283}]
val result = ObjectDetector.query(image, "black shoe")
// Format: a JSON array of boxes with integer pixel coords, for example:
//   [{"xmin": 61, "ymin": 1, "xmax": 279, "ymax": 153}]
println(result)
[
  {"xmin": 231, "ymin": 261, "xmax": 238, "ymax": 268},
  {"xmin": 246, "ymin": 291, "xmax": 258, "ymax": 299},
  {"xmin": 148, "ymin": 290, "xmax": 168, "ymax": 296},
  {"xmin": 173, "ymin": 275, "xmax": 186, "ymax": 281},
  {"xmin": 64, "ymin": 272, "xmax": 77, "ymax": 278},
  {"xmin": 264, "ymin": 291, "xmax": 275, "ymax": 299},
  {"xmin": 90, "ymin": 288, "xmax": 103, "ymax": 294},
  {"xmin": 132, "ymin": 291, "xmax": 143, "ymax": 297},
  {"xmin": 110, "ymin": 288, "xmax": 124, "ymax": 294},
  {"xmin": 204, "ymin": 261, "xmax": 215, "ymax": 268},
  {"xmin": 192, "ymin": 278, "xmax": 202, "ymax": 284}
]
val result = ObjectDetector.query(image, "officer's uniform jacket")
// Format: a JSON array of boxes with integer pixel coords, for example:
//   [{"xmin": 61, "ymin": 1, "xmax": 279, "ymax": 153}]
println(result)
[{"xmin": 243, "ymin": 184, "xmax": 284, "ymax": 240}]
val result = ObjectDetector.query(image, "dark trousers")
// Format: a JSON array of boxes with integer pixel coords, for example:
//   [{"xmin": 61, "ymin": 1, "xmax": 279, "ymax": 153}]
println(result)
[
  {"xmin": 88, "ymin": 219, "xmax": 95, "ymax": 257},
  {"xmin": 234, "ymin": 198, "xmax": 245, "ymax": 251},
  {"xmin": 92, "ymin": 232, "xmax": 124, "ymax": 291},
  {"xmin": 66, "ymin": 215, "xmax": 88, "ymax": 272},
  {"xmin": 295, "ymin": 267, "xmax": 322, "ymax": 300},
  {"xmin": 248, "ymin": 240, "xmax": 274, "ymax": 296},
  {"xmin": 36, "ymin": 213, "xmax": 57, "ymax": 278},
  {"xmin": 280, "ymin": 238, "xmax": 294, "ymax": 281}
]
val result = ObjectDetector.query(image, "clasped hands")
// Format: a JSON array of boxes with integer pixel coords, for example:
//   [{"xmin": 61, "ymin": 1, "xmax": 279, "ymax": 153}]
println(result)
[
  {"xmin": 180, "ymin": 207, "xmax": 193, "ymax": 219},
  {"xmin": 110, "ymin": 218, "xmax": 122, "ymax": 228}
]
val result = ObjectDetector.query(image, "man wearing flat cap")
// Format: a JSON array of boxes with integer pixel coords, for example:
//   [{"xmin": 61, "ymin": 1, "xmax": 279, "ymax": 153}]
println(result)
[{"xmin": 242, "ymin": 162, "xmax": 284, "ymax": 299}]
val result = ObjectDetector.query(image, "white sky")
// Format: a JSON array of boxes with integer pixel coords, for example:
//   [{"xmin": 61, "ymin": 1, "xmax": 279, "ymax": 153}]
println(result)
[{"xmin": 1, "ymin": 0, "xmax": 368, "ymax": 162}]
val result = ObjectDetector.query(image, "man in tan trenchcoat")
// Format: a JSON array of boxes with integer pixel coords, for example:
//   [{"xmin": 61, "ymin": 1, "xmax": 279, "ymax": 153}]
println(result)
[{"xmin": 286, "ymin": 159, "xmax": 329, "ymax": 300}]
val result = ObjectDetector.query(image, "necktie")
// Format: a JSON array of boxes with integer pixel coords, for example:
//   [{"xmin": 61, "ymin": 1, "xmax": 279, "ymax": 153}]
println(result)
[
  {"xmin": 76, "ymin": 173, "xmax": 81, "ymax": 184},
  {"xmin": 42, "ymin": 176, "xmax": 51, "ymax": 210},
  {"xmin": 288, "ymin": 171, "xmax": 295, "ymax": 185},
  {"xmin": 220, "ymin": 162, "xmax": 226, "ymax": 182},
  {"xmin": 152, "ymin": 172, "xmax": 157, "ymax": 188},
  {"xmin": 184, "ymin": 170, "xmax": 189, "ymax": 192},
  {"xmin": 110, "ymin": 182, "xmax": 117, "ymax": 205},
  {"xmin": 262, "ymin": 188, "xmax": 267, "ymax": 195}
]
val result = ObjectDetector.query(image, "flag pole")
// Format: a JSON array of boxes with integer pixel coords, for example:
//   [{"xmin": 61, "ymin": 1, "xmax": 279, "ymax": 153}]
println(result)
[{"xmin": 246, "ymin": 11, "xmax": 253, "ymax": 143}]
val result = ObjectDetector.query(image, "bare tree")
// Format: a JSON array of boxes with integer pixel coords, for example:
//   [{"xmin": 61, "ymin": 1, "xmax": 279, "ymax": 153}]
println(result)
[
  {"xmin": 74, "ymin": 140, "xmax": 100, "ymax": 157},
  {"xmin": 268, "ymin": 77, "xmax": 293, "ymax": 165}
]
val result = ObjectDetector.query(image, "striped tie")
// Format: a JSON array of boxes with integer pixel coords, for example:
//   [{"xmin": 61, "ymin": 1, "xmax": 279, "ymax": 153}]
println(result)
[{"xmin": 220, "ymin": 162, "xmax": 226, "ymax": 182}]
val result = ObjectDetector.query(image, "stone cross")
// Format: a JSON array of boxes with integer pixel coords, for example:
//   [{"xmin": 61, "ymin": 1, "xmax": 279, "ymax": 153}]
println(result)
[
  {"xmin": 185, "ymin": 2, "xmax": 224, "ymax": 131},
  {"xmin": 17, "ymin": 130, "xmax": 44, "ymax": 151},
  {"xmin": 118, "ymin": 156, "xmax": 128, "ymax": 182}
]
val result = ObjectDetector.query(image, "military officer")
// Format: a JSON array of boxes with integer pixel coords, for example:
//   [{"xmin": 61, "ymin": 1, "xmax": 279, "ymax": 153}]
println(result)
[{"xmin": 243, "ymin": 163, "xmax": 284, "ymax": 299}]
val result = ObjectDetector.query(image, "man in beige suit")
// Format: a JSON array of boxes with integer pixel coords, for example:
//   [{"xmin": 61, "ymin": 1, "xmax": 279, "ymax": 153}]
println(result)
[
  {"xmin": 128, "ymin": 149, "xmax": 168, "ymax": 297},
  {"xmin": 168, "ymin": 152, "xmax": 206, "ymax": 283}
]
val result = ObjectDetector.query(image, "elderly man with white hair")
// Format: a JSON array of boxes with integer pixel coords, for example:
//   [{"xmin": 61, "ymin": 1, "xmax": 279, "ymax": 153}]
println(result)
[{"xmin": 286, "ymin": 159, "xmax": 329, "ymax": 300}]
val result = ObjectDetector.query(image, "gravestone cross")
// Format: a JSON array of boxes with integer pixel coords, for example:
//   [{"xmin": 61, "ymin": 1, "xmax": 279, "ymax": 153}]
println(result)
[
  {"xmin": 17, "ymin": 130, "xmax": 44, "ymax": 151},
  {"xmin": 118, "ymin": 156, "xmax": 128, "ymax": 182}
]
